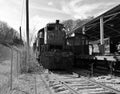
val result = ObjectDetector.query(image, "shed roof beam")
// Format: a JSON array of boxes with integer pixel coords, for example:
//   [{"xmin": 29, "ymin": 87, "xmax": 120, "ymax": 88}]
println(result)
[
  {"xmin": 85, "ymin": 14, "xmax": 117, "ymax": 33},
  {"xmin": 104, "ymin": 11, "xmax": 120, "ymax": 18},
  {"xmin": 105, "ymin": 25, "xmax": 120, "ymax": 34}
]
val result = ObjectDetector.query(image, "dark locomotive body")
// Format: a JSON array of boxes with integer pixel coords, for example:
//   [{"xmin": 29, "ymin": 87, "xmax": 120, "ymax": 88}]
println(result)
[
  {"xmin": 34, "ymin": 20, "xmax": 90, "ymax": 70},
  {"xmin": 36, "ymin": 20, "xmax": 74, "ymax": 69},
  {"xmin": 66, "ymin": 33, "xmax": 89, "ymax": 55},
  {"xmin": 66, "ymin": 32, "xmax": 90, "ymax": 68}
]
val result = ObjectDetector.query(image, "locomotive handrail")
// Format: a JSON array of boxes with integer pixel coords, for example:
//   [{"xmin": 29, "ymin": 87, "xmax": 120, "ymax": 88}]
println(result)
[{"xmin": 95, "ymin": 56, "xmax": 117, "ymax": 61}]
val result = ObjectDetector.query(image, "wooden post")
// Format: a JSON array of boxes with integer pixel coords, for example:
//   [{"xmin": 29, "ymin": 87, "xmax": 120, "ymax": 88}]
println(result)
[
  {"xmin": 19, "ymin": 26, "xmax": 22, "ymax": 40},
  {"xmin": 110, "ymin": 61, "xmax": 113, "ymax": 77},
  {"xmin": 10, "ymin": 48, "xmax": 13, "ymax": 90},
  {"xmin": 91, "ymin": 63, "xmax": 94, "ymax": 77},
  {"xmin": 19, "ymin": 51, "xmax": 22, "ymax": 73},
  {"xmin": 34, "ymin": 76, "xmax": 37, "ymax": 94},
  {"xmin": 82, "ymin": 26, "xmax": 85, "ymax": 34},
  {"xmin": 17, "ymin": 51, "xmax": 18, "ymax": 77},
  {"xmin": 82, "ymin": 26, "xmax": 85, "ymax": 55}
]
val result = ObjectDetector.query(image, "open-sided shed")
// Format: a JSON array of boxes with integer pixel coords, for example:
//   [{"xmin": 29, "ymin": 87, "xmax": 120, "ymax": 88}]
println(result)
[
  {"xmin": 72, "ymin": 4, "xmax": 120, "ymax": 43},
  {"xmin": 71, "ymin": 4, "xmax": 120, "ymax": 54}
]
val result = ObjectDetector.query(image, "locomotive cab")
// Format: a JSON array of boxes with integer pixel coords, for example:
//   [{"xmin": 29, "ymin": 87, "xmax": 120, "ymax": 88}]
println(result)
[
  {"xmin": 44, "ymin": 20, "xmax": 66, "ymax": 50},
  {"xmin": 66, "ymin": 32, "xmax": 89, "ymax": 55}
]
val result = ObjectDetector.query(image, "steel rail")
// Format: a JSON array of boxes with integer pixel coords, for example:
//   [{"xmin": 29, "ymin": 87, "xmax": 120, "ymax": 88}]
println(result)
[
  {"xmin": 59, "ymin": 81, "xmax": 80, "ymax": 94},
  {"xmin": 50, "ymin": 71, "xmax": 120, "ymax": 94},
  {"xmin": 39, "ymin": 73, "xmax": 54, "ymax": 94},
  {"xmin": 73, "ymin": 71, "xmax": 120, "ymax": 94},
  {"xmin": 51, "ymin": 73, "xmax": 80, "ymax": 94},
  {"xmin": 87, "ymin": 78, "xmax": 120, "ymax": 94}
]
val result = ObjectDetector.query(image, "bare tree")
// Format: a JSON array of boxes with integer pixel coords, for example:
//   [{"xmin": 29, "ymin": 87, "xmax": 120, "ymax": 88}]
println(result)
[{"xmin": 62, "ymin": 17, "xmax": 94, "ymax": 34}]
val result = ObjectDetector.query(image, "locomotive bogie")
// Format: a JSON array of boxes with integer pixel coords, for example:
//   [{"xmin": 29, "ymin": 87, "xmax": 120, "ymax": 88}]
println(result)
[{"xmin": 39, "ymin": 51, "xmax": 74, "ymax": 69}]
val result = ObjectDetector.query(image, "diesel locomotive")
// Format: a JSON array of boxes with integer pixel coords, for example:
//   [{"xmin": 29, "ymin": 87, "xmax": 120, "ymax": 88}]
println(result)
[
  {"xmin": 35, "ymin": 20, "xmax": 73, "ymax": 69},
  {"xmin": 34, "ymin": 20, "xmax": 89, "ymax": 69}
]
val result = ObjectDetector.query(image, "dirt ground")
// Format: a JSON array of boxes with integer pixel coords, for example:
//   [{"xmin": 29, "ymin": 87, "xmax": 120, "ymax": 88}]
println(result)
[
  {"xmin": 0, "ymin": 60, "xmax": 11, "ymax": 94},
  {"xmin": 10, "ymin": 73, "xmax": 50, "ymax": 94},
  {"xmin": 0, "ymin": 44, "xmax": 49, "ymax": 94},
  {"xmin": 0, "ymin": 44, "xmax": 21, "ymax": 94}
]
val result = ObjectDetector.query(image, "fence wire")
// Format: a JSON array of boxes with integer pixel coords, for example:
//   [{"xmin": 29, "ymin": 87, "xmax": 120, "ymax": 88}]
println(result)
[{"xmin": 0, "ymin": 43, "xmax": 27, "ymax": 94}]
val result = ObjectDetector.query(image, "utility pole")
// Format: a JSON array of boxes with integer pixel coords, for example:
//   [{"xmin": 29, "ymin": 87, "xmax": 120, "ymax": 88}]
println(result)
[
  {"xmin": 19, "ymin": 26, "xmax": 22, "ymax": 40},
  {"xmin": 26, "ymin": 0, "xmax": 29, "ymax": 47},
  {"xmin": 26, "ymin": 0, "xmax": 30, "ymax": 72}
]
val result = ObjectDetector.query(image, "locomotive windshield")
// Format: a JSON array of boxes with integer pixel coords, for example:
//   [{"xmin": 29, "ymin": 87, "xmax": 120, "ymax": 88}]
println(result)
[
  {"xmin": 47, "ymin": 24, "xmax": 65, "ymax": 32},
  {"xmin": 47, "ymin": 26, "xmax": 55, "ymax": 31}
]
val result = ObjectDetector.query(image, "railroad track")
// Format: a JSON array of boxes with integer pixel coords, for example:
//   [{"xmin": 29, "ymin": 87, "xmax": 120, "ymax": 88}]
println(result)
[{"xmin": 40, "ymin": 69, "xmax": 120, "ymax": 94}]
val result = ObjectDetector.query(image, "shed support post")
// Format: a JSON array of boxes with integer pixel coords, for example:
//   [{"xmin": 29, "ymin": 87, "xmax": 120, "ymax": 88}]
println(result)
[
  {"xmin": 82, "ymin": 26, "xmax": 85, "ymax": 34},
  {"xmin": 82, "ymin": 26, "xmax": 85, "ymax": 55},
  {"xmin": 100, "ymin": 16, "xmax": 105, "ymax": 54}
]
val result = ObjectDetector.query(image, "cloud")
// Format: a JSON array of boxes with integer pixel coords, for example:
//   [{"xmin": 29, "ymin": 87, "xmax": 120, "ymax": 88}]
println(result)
[
  {"xmin": 30, "ymin": 4, "xmax": 73, "ymax": 21},
  {"xmin": 29, "ymin": 15, "xmax": 54, "ymax": 35},
  {"xmin": 29, "ymin": 15, "xmax": 55, "ymax": 45},
  {"xmin": 69, "ymin": 0, "xmax": 83, "ymax": 8},
  {"xmin": 48, "ymin": 2, "xmax": 53, "ymax": 6},
  {"xmin": 73, "ymin": 4, "xmax": 100, "ymax": 19},
  {"xmin": 31, "ymin": 5, "xmax": 64, "ymax": 14},
  {"xmin": 61, "ymin": 0, "xmax": 98, "ymax": 18},
  {"xmin": 0, "ymin": 0, "xmax": 21, "ymax": 30},
  {"xmin": 61, "ymin": 0, "xmax": 120, "ymax": 19}
]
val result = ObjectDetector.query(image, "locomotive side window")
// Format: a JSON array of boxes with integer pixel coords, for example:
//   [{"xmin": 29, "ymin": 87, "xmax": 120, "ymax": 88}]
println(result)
[{"xmin": 39, "ymin": 32, "xmax": 44, "ymax": 38}]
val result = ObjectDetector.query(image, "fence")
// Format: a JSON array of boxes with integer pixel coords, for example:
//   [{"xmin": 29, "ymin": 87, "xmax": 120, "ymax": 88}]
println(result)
[{"xmin": 0, "ymin": 42, "xmax": 26, "ymax": 94}]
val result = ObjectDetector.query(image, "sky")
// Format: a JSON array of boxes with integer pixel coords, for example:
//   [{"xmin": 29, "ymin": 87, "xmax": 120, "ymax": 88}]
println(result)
[{"xmin": 0, "ymin": 0, "xmax": 120, "ymax": 41}]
